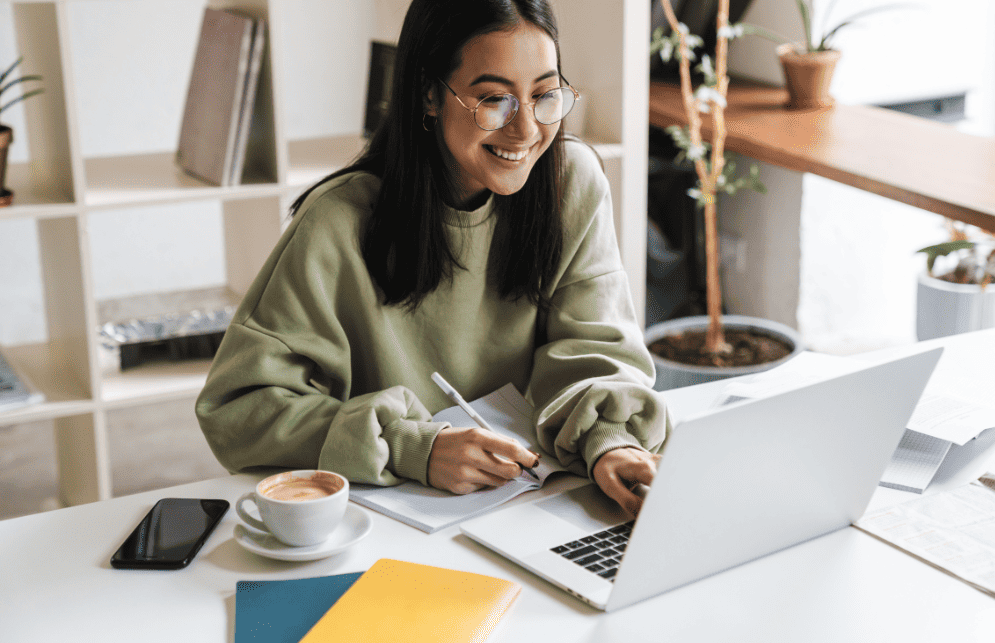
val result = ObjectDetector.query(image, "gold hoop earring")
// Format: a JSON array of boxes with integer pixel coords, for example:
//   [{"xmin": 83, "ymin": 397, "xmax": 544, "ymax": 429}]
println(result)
[{"xmin": 422, "ymin": 114, "xmax": 436, "ymax": 132}]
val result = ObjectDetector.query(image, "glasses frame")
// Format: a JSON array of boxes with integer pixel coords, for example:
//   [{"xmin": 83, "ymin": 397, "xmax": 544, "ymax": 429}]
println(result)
[{"xmin": 437, "ymin": 74, "xmax": 580, "ymax": 131}]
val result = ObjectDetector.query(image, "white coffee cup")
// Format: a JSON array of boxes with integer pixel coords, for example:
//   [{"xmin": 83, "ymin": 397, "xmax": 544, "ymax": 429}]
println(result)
[{"xmin": 236, "ymin": 470, "xmax": 349, "ymax": 547}]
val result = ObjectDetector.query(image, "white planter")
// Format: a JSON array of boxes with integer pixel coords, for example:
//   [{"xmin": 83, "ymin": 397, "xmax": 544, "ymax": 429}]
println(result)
[
  {"xmin": 645, "ymin": 315, "xmax": 805, "ymax": 391},
  {"xmin": 917, "ymin": 273, "xmax": 995, "ymax": 341}
]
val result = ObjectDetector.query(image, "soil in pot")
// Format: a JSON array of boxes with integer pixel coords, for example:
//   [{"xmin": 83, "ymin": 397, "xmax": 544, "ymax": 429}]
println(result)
[{"xmin": 649, "ymin": 328, "xmax": 793, "ymax": 369}]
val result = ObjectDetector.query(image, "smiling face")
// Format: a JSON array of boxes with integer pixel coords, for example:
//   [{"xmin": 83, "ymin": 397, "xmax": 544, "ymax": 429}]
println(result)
[{"xmin": 427, "ymin": 22, "xmax": 561, "ymax": 209}]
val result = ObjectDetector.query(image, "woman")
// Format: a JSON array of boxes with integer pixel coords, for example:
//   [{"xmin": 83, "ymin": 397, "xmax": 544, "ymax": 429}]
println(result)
[{"xmin": 196, "ymin": 0, "xmax": 669, "ymax": 516}]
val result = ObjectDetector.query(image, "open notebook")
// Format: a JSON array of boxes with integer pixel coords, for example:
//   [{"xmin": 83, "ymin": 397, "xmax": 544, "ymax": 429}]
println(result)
[{"xmin": 349, "ymin": 384, "xmax": 574, "ymax": 533}]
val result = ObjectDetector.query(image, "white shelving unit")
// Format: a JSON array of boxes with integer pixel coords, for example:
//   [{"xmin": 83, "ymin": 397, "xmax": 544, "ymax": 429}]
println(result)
[{"xmin": 0, "ymin": 0, "xmax": 648, "ymax": 506}]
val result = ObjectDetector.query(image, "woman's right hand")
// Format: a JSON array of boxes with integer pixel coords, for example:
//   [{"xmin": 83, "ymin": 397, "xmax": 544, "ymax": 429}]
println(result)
[{"xmin": 427, "ymin": 427, "xmax": 540, "ymax": 495}]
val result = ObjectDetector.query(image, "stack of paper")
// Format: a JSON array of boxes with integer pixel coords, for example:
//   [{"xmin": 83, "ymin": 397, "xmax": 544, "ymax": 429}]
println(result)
[
  {"xmin": 855, "ymin": 472, "xmax": 995, "ymax": 597},
  {"xmin": 176, "ymin": 8, "xmax": 266, "ymax": 186},
  {"xmin": 714, "ymin": 352, "xmax": 995, "ymax": 494}
]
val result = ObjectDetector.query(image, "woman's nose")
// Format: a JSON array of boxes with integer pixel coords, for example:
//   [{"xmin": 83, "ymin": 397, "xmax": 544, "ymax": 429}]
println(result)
[{"xmin": 503, "ymin": 103, "xmax": 540, "ymax": 140}]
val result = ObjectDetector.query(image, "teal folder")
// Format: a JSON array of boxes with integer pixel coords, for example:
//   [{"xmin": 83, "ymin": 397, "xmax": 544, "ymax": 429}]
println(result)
[{"xmin": 234, "ymin": 572, "xmax": 363, "ymax": 642}]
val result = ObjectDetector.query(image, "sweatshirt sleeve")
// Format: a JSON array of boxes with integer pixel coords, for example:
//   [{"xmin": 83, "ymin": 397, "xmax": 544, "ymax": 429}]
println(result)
[
  {"xmin": 195, "ymin": 176, "xmax": 446, "ymax": 486},
  {"xmin": 528, "ymin": 143, "xmax": 671, "ymax": 478}
]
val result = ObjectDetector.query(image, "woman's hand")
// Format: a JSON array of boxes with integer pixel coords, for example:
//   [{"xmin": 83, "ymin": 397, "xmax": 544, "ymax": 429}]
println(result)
[
  {"xmin": 427, "ymin": 427, "xmax": 540, "ymax": 495},
  {"xmin": 592, "ymin": 447, "xmax": 662, "ymax": 517}
]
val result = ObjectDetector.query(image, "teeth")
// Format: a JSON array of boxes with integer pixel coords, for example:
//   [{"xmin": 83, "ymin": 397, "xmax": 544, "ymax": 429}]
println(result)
[{"xmin": 490, "ymin": 146, "xmax": 528, "ymax": 161}]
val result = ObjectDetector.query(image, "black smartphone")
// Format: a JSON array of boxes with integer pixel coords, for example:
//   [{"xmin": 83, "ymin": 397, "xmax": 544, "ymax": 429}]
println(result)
[{"xmin": 111, "ymin": 498, "xmax": 230, "ymax": 570}]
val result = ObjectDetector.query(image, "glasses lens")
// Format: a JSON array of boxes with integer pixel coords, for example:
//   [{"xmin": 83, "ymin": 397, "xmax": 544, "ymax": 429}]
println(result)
[
  {"xmin": 476, "ymin": 95, "xmax": 519, "ymax": 131},
  {"xmin": 535, "ymin": 88, "xmax": 575, "ymax": 125}
]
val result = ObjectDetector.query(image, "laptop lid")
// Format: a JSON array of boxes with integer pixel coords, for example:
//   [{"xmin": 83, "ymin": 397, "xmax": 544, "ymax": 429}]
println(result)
[{"xmin": 605, "ymin": 347, "xmax": 942, "ymax": 611}]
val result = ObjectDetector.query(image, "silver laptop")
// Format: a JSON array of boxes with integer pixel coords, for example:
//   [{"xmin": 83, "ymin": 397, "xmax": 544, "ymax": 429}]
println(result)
[{"xmin": 460, "ymin": 347, "xmax": 943, "ymax": 612}]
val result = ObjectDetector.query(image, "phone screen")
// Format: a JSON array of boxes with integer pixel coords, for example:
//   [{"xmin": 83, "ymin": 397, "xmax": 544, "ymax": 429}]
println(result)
[{"xmin": 111, "ymin": 498, "xmax": 229, "ymax": 570}]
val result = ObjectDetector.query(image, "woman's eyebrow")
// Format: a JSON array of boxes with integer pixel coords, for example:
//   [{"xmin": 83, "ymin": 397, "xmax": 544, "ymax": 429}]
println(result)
[{"xmin": 468, "ymin": 70, "xmax": 559, "ymax": 87}]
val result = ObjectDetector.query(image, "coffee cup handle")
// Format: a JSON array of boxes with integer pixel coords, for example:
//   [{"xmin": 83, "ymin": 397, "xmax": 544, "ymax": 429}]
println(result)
[{"xmin": 235, "ymin": 493, "xmax": 270, "ymax": 533}]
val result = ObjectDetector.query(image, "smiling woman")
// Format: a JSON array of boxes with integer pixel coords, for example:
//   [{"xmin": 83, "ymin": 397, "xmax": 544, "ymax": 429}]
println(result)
[{"xmin": 195, "ymin": 0, "xmax": 672, "ymax": 518}]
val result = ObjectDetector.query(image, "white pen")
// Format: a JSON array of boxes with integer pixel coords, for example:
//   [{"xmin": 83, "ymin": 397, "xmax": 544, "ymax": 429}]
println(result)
[{"xmin": 430, "ymin": 371, "xmax": 539, "ymax": 479}]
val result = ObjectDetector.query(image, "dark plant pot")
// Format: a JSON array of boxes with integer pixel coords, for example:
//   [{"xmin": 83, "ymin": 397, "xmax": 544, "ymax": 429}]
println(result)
[
  {"xmin": 0, "ymin": 125, "xmax": 12, "ymax": 207},
  {"xmin": 917, "ymin": 273, "xmax": 995, "ymax": 341},
  {"xmin": 645, "ymin": 315, "xmax": 805, "ymax": 391},
  {"xmin": 776, "ymin": 44, "xmax": 841, "ymax": 110}
]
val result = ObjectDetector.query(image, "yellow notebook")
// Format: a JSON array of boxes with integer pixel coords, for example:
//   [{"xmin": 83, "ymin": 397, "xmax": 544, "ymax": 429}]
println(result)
[{"xmin": 299, "ymin": 559, "xmax": 521, "ymax": 643}]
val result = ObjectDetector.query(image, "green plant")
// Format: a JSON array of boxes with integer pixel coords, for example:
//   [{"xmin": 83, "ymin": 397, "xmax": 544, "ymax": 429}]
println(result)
[
  {"xmin": 741, "ymin": 0, "xmax": 917, "ymax": 53},
  {"xmin": 0, "ymin": 56, "xmax": 44, "ymax": 124},
  {"xmin": 918, "ymin": 222, "xmax": 995, "ymax": 288}
]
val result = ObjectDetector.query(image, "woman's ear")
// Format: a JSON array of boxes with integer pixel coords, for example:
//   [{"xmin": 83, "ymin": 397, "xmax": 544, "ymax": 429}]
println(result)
[{"xmin": 422, "ymin": 76, "xmax": 438, "ymax": 117}]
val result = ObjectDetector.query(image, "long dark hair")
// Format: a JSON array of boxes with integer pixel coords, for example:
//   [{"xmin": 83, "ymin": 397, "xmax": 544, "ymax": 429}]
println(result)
[{"xmin": 289, "ymin": 0, "xmax": 565, "ymax": 311}]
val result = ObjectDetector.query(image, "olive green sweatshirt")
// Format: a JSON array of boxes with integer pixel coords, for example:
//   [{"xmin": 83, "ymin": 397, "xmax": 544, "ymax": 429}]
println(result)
[{"xmin": 196, "ymin": 141, "xmax": 670, "ymax": 486}]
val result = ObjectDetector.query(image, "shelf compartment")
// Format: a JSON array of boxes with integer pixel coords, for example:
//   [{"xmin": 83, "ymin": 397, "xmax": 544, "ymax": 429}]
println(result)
[
  {"xmin": 0, "ymin": 341, "xmax": 94, "ymax": 425},
  {"xmin": 82, "ymin": 152, "xmax": 282, "ymax": 208},
  {"xmin": 286, "ymin": 133, "xmax": 367, "ymax": 189},
  {"xmin": 99, "ymin": 357, "xmax": 212, "ymax": 407},
  {"xmin": 9, "ymin": 2, "xmax": 78, "ymax": 208},
  {"xmin": 0, "ymin": 163, "xmax": 76, "ymax": 217}
]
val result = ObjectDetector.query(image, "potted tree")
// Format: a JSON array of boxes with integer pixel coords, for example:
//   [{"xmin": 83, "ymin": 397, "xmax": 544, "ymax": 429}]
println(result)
[
  {"xmin": 647, "ymin": 0, "xmax": 804, "ymax": 391},
  {"xmin": 0, "ymin": 56, "xmax": 44, "ymax": 207},
  {"xmin": 916, "ymin": 221, "xmax": 995, "ymax": 341}
]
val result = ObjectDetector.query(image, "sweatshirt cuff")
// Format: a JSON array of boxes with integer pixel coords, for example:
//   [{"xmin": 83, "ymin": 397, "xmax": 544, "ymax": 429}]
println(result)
[
  {"xmin": 381, "ymin": 418, "xmax": 448, "ymax": 486},
  {"xmin": 580, "ymin": 420, "xmax": 646, "ymax": 479}
]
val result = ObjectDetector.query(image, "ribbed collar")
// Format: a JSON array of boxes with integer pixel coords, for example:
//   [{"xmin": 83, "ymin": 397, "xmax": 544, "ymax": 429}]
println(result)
[{"xmin": 443, "ymin": 193, "xmax": 495, "ymax": 228}]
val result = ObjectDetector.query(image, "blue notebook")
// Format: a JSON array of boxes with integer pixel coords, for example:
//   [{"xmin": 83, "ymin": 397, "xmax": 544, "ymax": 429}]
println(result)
[{"xmin": 235, "ymin": 572, "xmax": 363, "ymax": 643}]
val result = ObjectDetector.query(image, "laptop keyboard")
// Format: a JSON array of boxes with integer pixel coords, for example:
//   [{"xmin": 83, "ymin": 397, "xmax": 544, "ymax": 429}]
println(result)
[{"xmin": 549, "ymin": 521, "xmax": 634, "ymax": 582}]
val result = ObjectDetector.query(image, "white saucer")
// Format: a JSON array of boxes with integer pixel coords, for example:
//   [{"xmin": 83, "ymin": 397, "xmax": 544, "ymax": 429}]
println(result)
[{"xmin": 233, "ymin": 504, "xmax": 372, "ymax": 562}]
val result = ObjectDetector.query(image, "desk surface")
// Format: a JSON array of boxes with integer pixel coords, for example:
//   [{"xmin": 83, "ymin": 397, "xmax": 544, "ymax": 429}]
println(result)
[
  {"xmin": 3, "ymin": 329, "xmax": 995, "ymax": 642},
  {"xmin": 649, "ymin": 81, "xmax": 995, "ymax": 233}
]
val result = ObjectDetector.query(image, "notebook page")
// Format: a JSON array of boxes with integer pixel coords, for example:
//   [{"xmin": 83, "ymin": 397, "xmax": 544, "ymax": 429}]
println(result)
[{"xmin": 350, "ymin": 383, "xmax": 570, "ymax": 533}]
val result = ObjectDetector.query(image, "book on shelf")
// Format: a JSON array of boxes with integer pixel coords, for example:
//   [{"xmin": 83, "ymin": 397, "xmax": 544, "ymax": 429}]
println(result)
[
  {"xmin": 0, "ymin": 347, "xmax": 45, "ymax": 414},
  {"xmin": 228, "ymin": 18, "xmax": 266, "ymax": 186},
  {"xmin": 299, "ymin": 559, "xmax": 521, "ymax": 643},
  {"xmin": 349, "ymin": 383, "xmax": 577, "ymax": 533},
  {"xmin": 176, "ymin": 7, "xmax": 265, "ymax": 187},
  {"xmin": 362, "ymin": 41, "xmax": 397, "ymax": 139}
]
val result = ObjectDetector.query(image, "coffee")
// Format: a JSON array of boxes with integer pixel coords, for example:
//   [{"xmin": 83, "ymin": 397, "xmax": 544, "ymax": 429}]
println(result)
[{"xmin": 261, "ymin": 473, "xmax": 343, "ymax": 502}]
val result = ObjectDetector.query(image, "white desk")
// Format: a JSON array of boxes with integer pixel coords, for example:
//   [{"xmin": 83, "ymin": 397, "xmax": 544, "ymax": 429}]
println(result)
[{"xmin": 3, "ymin": 329, "xmax": 995, "ymax": 642}]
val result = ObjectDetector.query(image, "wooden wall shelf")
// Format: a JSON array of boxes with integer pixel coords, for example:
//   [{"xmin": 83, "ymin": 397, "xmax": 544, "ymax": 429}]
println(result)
[{"xmin": 649, "ymin": 81, "xmax": 995, "ymax": 233}]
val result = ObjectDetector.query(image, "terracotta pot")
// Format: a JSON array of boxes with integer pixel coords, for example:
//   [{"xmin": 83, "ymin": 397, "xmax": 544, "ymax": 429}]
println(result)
[
  {"xmin": 645, "ymin": 315, "xmax": 805, "ymax": 391},
  {"xmin": 776, "ymin": 43, "xmax": 841, "ymax": 110},
  {"xmin": 0, "ymin": 125, "xmax": 11, "ymax": 207}
]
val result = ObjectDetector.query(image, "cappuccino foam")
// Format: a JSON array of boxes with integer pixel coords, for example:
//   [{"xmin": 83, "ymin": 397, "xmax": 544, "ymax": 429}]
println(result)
[{"xmin": 261, "ymin": 474, "xmax": 342, "ymax": 501}]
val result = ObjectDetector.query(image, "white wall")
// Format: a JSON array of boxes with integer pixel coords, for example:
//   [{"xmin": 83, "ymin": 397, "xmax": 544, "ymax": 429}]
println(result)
[{"xmin": 724, "ymin": 0, "xmax": 995, "ymax": 355}]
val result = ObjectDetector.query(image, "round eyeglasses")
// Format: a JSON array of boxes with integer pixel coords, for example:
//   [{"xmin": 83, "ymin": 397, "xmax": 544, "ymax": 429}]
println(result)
[{"xmin": 439, "ymin": 77, "xmax": 580, "ymax": 131}]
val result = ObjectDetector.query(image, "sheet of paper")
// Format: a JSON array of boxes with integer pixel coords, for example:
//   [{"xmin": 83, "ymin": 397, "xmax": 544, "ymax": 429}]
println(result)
[
  {"xmin": 906, "ymin": 393, "xmax": 995, "ymax": 446},
  {"xmin": 855, "ymin": 472, "xmax": 995, "ymax": 597}
]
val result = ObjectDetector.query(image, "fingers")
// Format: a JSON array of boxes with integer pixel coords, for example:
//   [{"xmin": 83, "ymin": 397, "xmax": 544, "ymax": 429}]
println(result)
[
  {"xmin": 475, "ymin": 431, "xmax": 540, "ymax": 475},
  {"xmin": 592, "ymin": 448, "xmax": 661, "ymax": 517},
  {"xmin": 427, "ymin": 427, "xmax": 541, "ymax": 495}
]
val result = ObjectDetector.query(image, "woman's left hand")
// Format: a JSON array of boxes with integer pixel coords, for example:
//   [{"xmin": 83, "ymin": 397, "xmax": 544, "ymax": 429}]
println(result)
[{"xmin": 592, "ymin": 447, "xmax": 661, "ymax": 517}]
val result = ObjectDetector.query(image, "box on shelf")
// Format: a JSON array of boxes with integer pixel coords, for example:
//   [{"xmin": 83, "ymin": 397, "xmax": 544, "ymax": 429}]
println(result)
[{"xmin": 97, "ymin": 286, "xmax": 240, "ymax": 372}]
